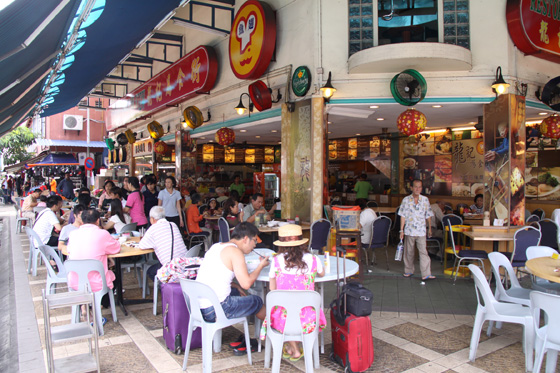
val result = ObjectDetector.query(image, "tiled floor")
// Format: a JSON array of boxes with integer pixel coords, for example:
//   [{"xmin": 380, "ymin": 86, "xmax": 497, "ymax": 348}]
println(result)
[{"xmin": 5, "ymin": 207, "xmax": 559, "ymax": 372}]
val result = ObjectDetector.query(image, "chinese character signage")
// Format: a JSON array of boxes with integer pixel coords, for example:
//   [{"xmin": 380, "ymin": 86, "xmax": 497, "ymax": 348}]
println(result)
[
  {"xmin": 229, "ymin": 0, "xmax": 276, "ymax": 79},
  {"xmin": 507, "ymin": 0, "xmax": 560, "ymax": 62},
  {"xmin": 106, "ymin": 46, "xmax": 218, "ymax": 130}
]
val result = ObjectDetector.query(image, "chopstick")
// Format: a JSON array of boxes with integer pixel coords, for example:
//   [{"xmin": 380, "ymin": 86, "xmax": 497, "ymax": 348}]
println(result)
[{"xmin": 252, "ymin": 249, "xmax": 265, "ymax": 258}]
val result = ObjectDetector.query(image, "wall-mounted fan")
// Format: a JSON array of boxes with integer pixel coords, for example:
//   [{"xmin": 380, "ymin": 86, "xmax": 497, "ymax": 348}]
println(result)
[
  {"xmin": 390, "ymin": 69, "xmax": 427, "ymax": 106},
  {"xmin": 540, "ymin": 76, "xmax": 560, "ymax": 111}
]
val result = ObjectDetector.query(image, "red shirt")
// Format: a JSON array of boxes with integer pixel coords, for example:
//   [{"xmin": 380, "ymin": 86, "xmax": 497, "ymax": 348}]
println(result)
[{"xmin": 187, "ymin": 204, "xmax": 203, "ymax": 234}]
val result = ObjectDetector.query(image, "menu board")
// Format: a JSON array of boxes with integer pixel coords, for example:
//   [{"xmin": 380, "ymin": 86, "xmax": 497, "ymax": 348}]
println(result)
[
  {"xmin": 525, "ymin": 150, "xmax": 560, "ymax": 200},
  {"xmin": 264, "ymin": 146, "xmax": 275, "ymax": 163},
  {"xmin": 451, "ymin": 138, "xmax": 484, "ymax": 197},
  {"xmin": 328, "ymin": 135, "xmax": 391, "ymax": 161}
]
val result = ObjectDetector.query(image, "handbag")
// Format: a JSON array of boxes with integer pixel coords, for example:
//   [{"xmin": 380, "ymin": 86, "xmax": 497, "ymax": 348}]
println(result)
[
  {"xmin": 157, "ymin": 222, "xmax": 202, "ymax": 283},
  {"xmin": 330, "ymin": 281, "xmax": 373, "ymax": 324}
]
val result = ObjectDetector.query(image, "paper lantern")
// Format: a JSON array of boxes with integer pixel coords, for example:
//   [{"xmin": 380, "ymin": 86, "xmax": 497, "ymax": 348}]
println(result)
[
  {"xmin": 147, "ymin": 121, "xmax": 164, "ymax": 139},
  {"xmin": 154, "ymin": 141, "xmax": 169, "ymax": 155},
  {"xmin": 215, "ymin": 127, "xmax": 235, "ymax": 146},
  {"xmin": 540, "ymin": 114, "xmax": 560, "ymax": 139},
  {"xmin": 397, "ymin": 108, "xmax": 427, "ymax": 136}
]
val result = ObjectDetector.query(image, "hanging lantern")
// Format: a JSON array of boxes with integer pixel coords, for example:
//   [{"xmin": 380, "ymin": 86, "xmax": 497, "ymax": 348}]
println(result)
[
  {"xmin": 215, "ymin": 127, "xmax": 235, "ymax": 146},
  {"xmin": 183, "ymin": 106, "xmax": 203, "ymax": 129},
  {"xmin": 154, "ymin": 141, "xmax": 168, "ymax": 155},
  {"xmin": 147, "ymin": 121, "xmax": 164, "ymax": 139},
  {"xmin": 540, "ymin": 114, "xmax": 560, "ymax": 139},
  {"xmin": 397, "ymin": 108, "xmax": 427, "ymax": 136},
  {"xmin": 105, "ymin": 138, "xmax": 115, "ymax": 150}
]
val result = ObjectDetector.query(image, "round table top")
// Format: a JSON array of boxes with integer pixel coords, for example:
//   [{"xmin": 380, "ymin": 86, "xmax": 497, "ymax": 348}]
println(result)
[
  {"xmin": 59, "ymin": 236, "xmax": 154, "ymax": 258},
  {"xmin": 258, "ymin": 222, "xmax": 311, "ymax": 233},
  {"xmin": 526, "ymin": 257, "xmax": 560, "ymax": 284},
  {"xmin": 246, "ymin": 250, "xmax": 359, "ymax": 282}
]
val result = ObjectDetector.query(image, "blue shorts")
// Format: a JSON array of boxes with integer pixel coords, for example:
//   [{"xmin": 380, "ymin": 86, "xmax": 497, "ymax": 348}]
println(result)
[{"xmin": 200, "ymin": 287, "xmax": 263, "ymax": 323}]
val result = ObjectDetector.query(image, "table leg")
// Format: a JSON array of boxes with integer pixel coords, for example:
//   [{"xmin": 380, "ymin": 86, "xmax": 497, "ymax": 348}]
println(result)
[
  {"xmin": 114, "ymin": 258, "xmax": 128, "ymax": 316},
  {"xmin": 319, "ymin": 282, "xmax": 325, "ymax": 354}
]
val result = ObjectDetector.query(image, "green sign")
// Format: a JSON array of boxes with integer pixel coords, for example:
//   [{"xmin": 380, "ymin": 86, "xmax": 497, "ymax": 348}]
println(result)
[{"xmin": 292, "ymin": 66, "xmax": 311, "ymax": 97}]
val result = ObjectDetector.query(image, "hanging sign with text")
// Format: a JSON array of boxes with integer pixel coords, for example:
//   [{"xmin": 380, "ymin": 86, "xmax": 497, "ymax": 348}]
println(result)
[
  {"xmin": 507, "ymin": 0, "xmax": 560, "ymax": 62},
  {"xmin": 106, "ymin": 45, "xmax": 218, "ymax": 130}
]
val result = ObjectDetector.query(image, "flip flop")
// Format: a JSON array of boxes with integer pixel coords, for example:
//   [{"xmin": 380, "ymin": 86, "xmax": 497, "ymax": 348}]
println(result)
[
  {"xmin": 403, "ymin": 273, "xmax": 413, "ymax": 278},
  {"xmin": 283, "ymin": 346, "xmax": 292, "ymax": 359},
  {"xmin": 422, "ymin": 275, "xmax": 436, "ymax": 280},
  {"xmin": 289, "ymin": 350, "xmax": 304, "ymax": 362},
  {"xmin": 233, "ymin": 339, "xmax": 258, "ymax": 356}
]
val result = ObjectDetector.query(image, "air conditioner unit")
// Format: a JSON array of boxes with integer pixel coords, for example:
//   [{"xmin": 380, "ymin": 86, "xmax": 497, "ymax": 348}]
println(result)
[{"xmin": 63, "ymin": 115, "xmax": 83, "ymax": 131}]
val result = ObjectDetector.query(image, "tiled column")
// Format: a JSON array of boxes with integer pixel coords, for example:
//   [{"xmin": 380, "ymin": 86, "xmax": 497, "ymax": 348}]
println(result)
[{"xmin": 280, "ymin": 98, "xmax": 325, "ymax": 222}]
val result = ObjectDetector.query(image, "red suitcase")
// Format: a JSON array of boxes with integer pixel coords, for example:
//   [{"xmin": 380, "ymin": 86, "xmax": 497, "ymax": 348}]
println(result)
[
  {"xmin": 330, "ymin": 244, "xmax": 374, "ymax": 372},
  {"xmin": 330, "ymin": 307, "xmax": 374, "ymax": 372}
]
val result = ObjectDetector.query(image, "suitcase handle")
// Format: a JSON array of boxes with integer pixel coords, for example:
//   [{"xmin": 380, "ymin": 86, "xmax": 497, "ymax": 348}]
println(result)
[{"xmin": 163, "ymin": 303, "xmax": 169, "ymax": 332}]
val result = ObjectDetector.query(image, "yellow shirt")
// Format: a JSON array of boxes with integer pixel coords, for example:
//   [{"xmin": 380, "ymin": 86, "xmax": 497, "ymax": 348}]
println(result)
[{"xmin": 50, "ymin": 179, "xmax": 57, "ymax": 192}]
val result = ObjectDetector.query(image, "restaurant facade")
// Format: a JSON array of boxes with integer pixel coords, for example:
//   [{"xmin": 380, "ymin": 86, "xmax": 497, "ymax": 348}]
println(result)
[{"xmin": 102, "ymin": 0, "xmax": 560, "ymax": 222}]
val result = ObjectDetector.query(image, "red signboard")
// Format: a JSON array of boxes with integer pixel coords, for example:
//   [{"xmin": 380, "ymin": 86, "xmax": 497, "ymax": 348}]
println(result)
[
  {"xmin": 507, "ymin": 0, "xmax": 560, "ymax": 63},
  {"xmin": 229, "ymin": 0, "xmax": 276, "ymax": 80},
  {"xmin": 107, "ymin": 45, "xmax": 218, "ymax": 130}
]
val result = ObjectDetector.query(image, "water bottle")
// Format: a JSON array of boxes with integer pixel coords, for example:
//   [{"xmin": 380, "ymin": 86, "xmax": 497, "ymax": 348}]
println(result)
[
  {"xmin": 295, "ymin": 215, "xmax": 301, "ymax": 225},
  {"xmin": 395, "ymin": 240, "xmax": 404, "ymax": 261}
]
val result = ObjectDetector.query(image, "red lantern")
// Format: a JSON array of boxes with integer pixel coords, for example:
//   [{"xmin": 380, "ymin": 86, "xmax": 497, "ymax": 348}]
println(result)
[
  {"xmin": 154, "ymin": 141, "xmax": 168, "ymax": 155},
  {"xmin": 215, "ymin": 127, "xmax": 235, "ymax": 146},
  {"xmin": 540, "ymin": 114, "xmax": 560, "ymax": 139},
  {"xmin": 397, "ymin": 108, "xmax": 427, "ymax": 136}
]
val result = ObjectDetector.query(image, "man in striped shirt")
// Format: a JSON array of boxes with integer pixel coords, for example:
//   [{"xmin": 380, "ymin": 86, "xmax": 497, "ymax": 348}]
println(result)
[{"xmin": 139, "ymin": 206, "xmax": 187, "ymax": 280}]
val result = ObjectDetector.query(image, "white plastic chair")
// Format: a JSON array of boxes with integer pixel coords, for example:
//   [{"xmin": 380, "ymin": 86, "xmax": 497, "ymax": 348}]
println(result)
[
  {"xmin": 36, "ymin": 242, "xmax": 67, "ymax": 294},
  {"xmin": 530, "ymin": 291, "xmax": 560, "ymax": 373},
  {"xmin": 526, "ymin": 246, "xmax": 560, "ymax": 294},
  {"xmin": 263, "ymin": 290, "xmax": 321, "ymax": 373},
  {"xmin": 64, "ymin": 259, "xmax": 118, "ymax": 336},
  {"xmin": 15, "ymin": 204, "xmax": 31, "ymax": 233},
  {"xmin": 179, "ymin": 279, "xmax": 253, "ymax": 373},
  {"xmin": 25, "ymin": 227, "xmax": 56, "ymax": 277},
  {"xmin": 468, "ymin": 264, "xmax": 534, "ymax": 372},
  {"xmin": 151, "ymin": 243, "xmax": 202, "ymax": 315}
]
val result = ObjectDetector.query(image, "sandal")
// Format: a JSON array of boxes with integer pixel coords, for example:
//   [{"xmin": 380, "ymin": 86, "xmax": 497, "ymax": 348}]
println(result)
[
  {"xmin": 282, "ymin": 346, "xmax": 292, "ymax": 359},
  {"xmin": 289, "ymin": 350, "xmax": 304, "ymax": 362},
  {"xmin": 403, "ymin": 273, "xmax": 413, "ymax": 278},
  {"xmin": 422, "ymin": 275, "xmax": 436, "ymax": 281},
  {"xmin": 232, "ymin": 339, "xmax": 258, "ymax": 356}
]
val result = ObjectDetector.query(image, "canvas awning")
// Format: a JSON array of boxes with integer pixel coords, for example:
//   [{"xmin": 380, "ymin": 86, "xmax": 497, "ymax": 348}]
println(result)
[
  {"xmin": 0, "ymin": 0, "xmax": 184, "ymax": 135},
  {"xmin": 26, "ymin": 152, "xmax": 79, "ymax": 167}
]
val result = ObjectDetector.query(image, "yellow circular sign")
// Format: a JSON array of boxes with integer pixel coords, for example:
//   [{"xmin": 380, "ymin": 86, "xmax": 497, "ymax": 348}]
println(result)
[{"xmin": 229, "ymin": 0, "xmax": 276, "ymax": 80}]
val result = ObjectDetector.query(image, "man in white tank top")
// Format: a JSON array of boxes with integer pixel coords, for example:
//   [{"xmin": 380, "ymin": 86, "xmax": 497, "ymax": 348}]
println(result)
[{"xmin": 197, "ymin": 222, "xmax": 269, "ymax": 323}]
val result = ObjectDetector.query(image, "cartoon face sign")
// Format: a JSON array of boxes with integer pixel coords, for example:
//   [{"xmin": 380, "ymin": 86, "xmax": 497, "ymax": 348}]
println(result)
[{"xmin": 229, "ymin": 0, "xmax": 276, "ymax": 80}]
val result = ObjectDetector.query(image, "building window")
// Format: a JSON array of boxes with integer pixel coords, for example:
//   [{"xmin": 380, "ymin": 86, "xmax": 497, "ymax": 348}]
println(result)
[
  {"xmin": 443, "ymin": 0, "xmax": 469, "ymax": 49},
  {"xmin": 348, "ymin": 0, "xmax": 469, "ymax": 56},
  {"xmin": 349, "ymin": 0, "xmax": 374, "ymax": 56}
]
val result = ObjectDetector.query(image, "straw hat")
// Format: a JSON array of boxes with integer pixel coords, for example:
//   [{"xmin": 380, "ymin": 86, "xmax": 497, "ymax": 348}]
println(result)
[{"xmin": 273, "ymin": 224, "xmax": 309, "ymax": 247}]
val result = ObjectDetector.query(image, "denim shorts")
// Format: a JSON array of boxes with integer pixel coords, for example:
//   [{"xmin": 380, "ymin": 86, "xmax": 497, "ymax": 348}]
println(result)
[{"xmin": 200, "ymin": 288, "xmax": 263, "ymax": 323}]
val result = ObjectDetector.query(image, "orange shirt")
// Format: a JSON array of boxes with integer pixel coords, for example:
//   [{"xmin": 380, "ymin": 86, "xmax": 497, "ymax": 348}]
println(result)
[
  {"xmin": 50, "ymin": 179, "xmax": 57, "ymax": 192},
  {"xmin": 187, "ymin": 204, "xmax": 203, "ymax": 234}
]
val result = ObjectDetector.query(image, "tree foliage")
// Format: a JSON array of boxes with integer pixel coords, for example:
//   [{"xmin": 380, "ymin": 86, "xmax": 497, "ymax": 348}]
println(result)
[{"xmin": 0, "ymin": 126, "xmax": 38, "ymax": 166}]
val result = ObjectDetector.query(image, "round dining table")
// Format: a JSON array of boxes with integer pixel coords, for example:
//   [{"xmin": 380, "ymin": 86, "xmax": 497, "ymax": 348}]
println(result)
[
  {"xmin": 246, "ymin": 249, "xmax": 359, "ymax": 353},
  {"xmin": 525, "ymin": 257, "xmax": 560, "ymax": 283}
]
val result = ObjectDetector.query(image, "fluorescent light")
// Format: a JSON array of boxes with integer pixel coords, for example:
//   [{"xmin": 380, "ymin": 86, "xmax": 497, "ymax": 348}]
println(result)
[
  {"xmin": 452, "ymin": 126, "xmax": 477, "ymax": 131},
  {"xmin": 432, "ymin": 105, "xmax": 442, "ymax": 108},
  {"xmin": 376, "ymin": 118, "xmax": 385, "ymax": 121},
  {"xmin": 271, "ymin": 130, "xmax": 277, "ymax": 133},
  {"xmin": 468, "ymin": 121, "xmax": 477, "ymax": 124},
  {"xmin": 369, "ymin": 105, "xmax": 379, "ymax": 109},
  {"xmin": 355, "ymin": 133, "xmax": 361, "ymax": 136},
  {"xmin": 539, "ymin": 112, "xmax": 548, "ymax": 116},
  {"xmin": 255, "ymin": 135, "xmax": 261, "ymax": 138},
  {"xmin": 240, "ymin": 129, "xmax": 247, "ymax": 132},
  {"xmin": 420, "ymin": 129, "xmax": 447, "ymax": 134},
  {"xmin": 327, "ymin": 121, "xmax": 332, "ymax": 124}
]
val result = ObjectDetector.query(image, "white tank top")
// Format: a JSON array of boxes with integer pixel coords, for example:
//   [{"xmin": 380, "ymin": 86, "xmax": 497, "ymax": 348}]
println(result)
[{"xmin": 196, "ymin": 242, "xmax": 236, "ymax": 308}]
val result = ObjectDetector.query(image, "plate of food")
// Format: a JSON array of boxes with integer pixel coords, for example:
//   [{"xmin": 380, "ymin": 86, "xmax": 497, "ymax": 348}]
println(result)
[
  {"xmin": 403, "ymin": 158, "xmax": 417, "ymax": 169},
  {"xmin": 526, "ymin": 172, "xmax": 560, "ymax": 197},
  {"xmin": 435, "ymin": 136, "xmax": 452, "ymax": 154},
  {"xmin": 471, "ymin": 183, "xmax": 484, "ymax": 196},
  {"xmin": 434, "ymin": 157, "xmax": 452, "ymax": 182},
  {"xmin": 452, "ymin": 183, "xmax": 471, "ymax": 197}
]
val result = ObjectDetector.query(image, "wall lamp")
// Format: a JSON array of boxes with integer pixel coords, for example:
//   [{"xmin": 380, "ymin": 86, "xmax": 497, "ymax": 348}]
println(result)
[
  {"xmin": 235, "ymin": 93, "xmax": 253, "ymax": 116},
  {"xmin": 491, "ymin": 66, "xmax": 510, "ymax": 96},
  {"xmin": 320, "ymin": 71, "xmax": 336, "ymax": 102}
]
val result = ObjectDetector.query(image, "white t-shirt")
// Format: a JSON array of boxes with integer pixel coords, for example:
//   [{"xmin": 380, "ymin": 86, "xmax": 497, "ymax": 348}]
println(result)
[
  {"xmin": 269, "ymin": 252, "xmax": 324, "ymax": 278},
  {"xmin": 110, "ymin": 214, "xmax": 131, "ymax": 233},
  {"xmin": 33, "ymin": 209, "xmax": 60, "ymax": 244},
  {"xmin": 59, "ymin": 224, "xmax": 79, "ymax": 243},
  {"xmin": 359, "ymin": 208, "xmax": 378, "ymax": 245}
]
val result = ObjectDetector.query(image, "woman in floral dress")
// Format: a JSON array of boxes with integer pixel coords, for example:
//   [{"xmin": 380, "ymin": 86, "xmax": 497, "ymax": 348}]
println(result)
[{"xmin": 260, "ymin": 224, "xmax": 326, "ymax": 361}]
